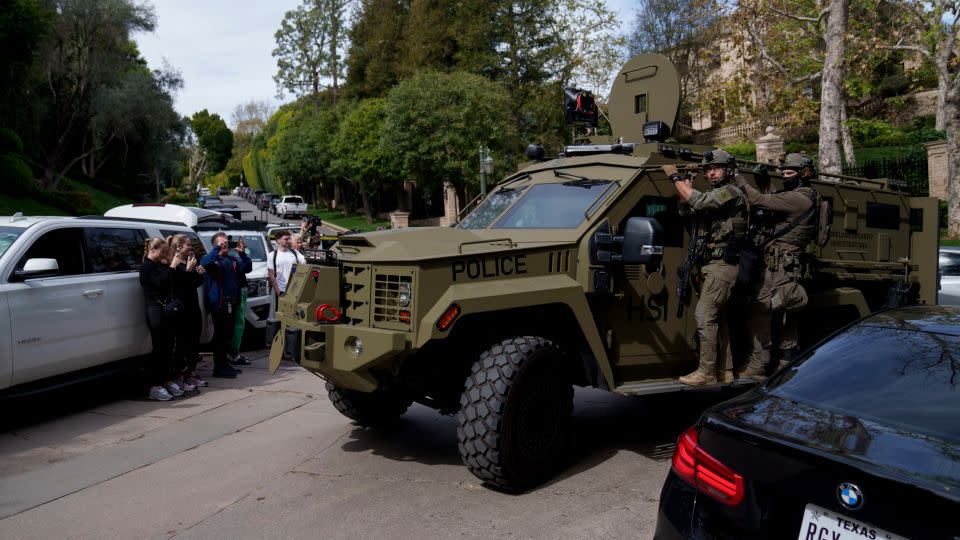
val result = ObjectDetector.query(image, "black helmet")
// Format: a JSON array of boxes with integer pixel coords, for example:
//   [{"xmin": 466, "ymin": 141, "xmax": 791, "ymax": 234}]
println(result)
[
  {"xmin": 778, "ymin": 152, "xmax": 815, "ymax": 189},
  {"xmin": 701, "ymin": 148, "xmax": 736, "ymax": 183},
  {"xmin": 701, "ymin": 148, "xmax": 736, "ymax": 168}
]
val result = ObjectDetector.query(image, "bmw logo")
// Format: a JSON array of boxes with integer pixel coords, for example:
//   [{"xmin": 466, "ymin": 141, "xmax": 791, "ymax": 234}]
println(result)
[{"xmin": 837, "ymin": 482, "xmax": 864, "ymax": 510}]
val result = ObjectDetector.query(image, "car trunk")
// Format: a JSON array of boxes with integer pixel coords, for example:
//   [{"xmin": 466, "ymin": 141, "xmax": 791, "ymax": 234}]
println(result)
[{"xmin": 695, "ymin": 393, "xmax": 959, "ymax": 539}]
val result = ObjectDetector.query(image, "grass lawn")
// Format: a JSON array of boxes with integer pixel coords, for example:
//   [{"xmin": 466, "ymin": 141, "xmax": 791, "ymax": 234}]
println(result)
[
  {"xmin": 0, "ymin": 193, "xmax": 68, "ymax": 216},
  {"xmin": 941, "ymin": 229, "xmax": 960, "ymax": 246},
  {"xmin": 307, "ymin": 208, "xmax": 390, "ymax": 232},
  {"xmin": 61, "ymin": 178, "xmax": 132, "ymax": 213}
]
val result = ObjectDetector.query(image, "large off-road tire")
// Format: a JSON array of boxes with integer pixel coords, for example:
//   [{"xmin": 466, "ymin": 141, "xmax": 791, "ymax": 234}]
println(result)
[
  {"xmin": 456, "ymin": 336, "xmax": 574, "ymax": 491},
  {"xmin": 325, "ymin": 382, "xmax": 412, "ymax": 426}
]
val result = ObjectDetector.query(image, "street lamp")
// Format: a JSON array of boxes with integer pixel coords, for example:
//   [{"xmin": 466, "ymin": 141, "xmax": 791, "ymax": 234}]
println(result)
[{"xmin": 479, "ymin": 146, "xmax": 494, "ymax": 196}]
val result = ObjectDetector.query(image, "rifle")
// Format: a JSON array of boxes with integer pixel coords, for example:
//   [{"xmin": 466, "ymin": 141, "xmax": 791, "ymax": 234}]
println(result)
[{"xmin": 676, "ymin": 212, "xmax": 699, "ymax": 317}]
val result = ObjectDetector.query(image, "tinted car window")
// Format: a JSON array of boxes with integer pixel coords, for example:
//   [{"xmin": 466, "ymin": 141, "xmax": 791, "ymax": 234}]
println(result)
[
  {"xmin": 16, "ymin": 228, "xmax": 85, "ymax": 277},
  {"xmin": 768, "ymin": 324, "xmax": 960, "ymax": 442},
  {"xmin": 940, "ymin": 251, "xmax": 960, "ymax": 277},
  {"xmin": 84, "ymin": 228, "xmax": 147, "ymax": 273},
  {"xmin": 160, "ymin": 229, "xmax": 207, "ymax": 258},
  {"xmin": 198, "ymin": 233, "xmax": 266, "ymax": 262},
  {"xmin": 492, "ymin": 181, "xmax": 617, "ymax": 229},
  {"xmin": 0, "ymin": 226, "xmax": 24, "ymax": 259}
]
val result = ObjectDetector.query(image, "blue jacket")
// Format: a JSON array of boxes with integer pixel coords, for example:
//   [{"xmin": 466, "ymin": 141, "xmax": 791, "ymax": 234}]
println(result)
[{"xmin": 201, "ymin": 249, "xmax": 252, "ymax": 310}]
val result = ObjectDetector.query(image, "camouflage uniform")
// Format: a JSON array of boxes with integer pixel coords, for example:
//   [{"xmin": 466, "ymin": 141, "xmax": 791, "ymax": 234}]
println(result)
[
  {"xmin": 675, "ymin": 156, "xmax": 748, "ymax": 386},
  {"xmin": 736, "ymin": 154, "xmax": 820, "ymax": 376}
]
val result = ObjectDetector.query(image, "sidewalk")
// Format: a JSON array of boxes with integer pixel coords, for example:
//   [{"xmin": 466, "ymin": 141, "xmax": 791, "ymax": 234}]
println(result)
[{"xmin": 0, "ymin": 351, "xmax": 350, "ymax": 538}]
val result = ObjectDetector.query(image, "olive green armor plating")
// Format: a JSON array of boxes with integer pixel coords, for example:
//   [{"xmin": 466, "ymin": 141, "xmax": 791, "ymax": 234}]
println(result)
[{"xmin": 269, "ymin": 53, "xmax": 940, "ymax": 491}]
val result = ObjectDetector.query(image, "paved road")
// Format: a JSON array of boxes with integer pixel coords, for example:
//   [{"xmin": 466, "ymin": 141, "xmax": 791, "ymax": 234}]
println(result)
[
  {"xmin": 222, "ymin": 195, "xmax": 343, "ymax": 236},
  {"xmin": 0, "ymin": 350, "xmax": 740, "ymax": 539}
]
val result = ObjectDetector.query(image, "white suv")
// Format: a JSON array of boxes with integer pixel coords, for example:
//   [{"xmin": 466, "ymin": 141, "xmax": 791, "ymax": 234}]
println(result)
[
  {"xmin": 0, "ymin": 214, "xmax": 212, "ymax": 394},
  {"xmin": 197, "ymin": 228, "xmax": 274, "ymax": 341}
]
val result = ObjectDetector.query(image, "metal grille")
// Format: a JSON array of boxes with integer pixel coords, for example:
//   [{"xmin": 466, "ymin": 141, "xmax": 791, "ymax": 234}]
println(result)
[
  {"xmin": 342, "ymin": 263, "xmax": 370, "ymax": 326},
  {"xmin": 373, "ymin": 273, "xmax": 413, "ymax": 327}
]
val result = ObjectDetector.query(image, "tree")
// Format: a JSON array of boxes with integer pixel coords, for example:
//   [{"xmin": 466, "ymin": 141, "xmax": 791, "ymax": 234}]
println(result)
[
  {"xmin": 734, "ymin": 0, "xmax": 863, "ymax": 172},
  {"xmin": 627, "ymin": 0, "xmax": 717, "ymax": 114},
  {"xmin": 344, "ymin": 0, "xmax": 410, "ymax": 99},
  {"xmin": 330, "ymin": 98, "xmax": 392, "ymax": 222},
  {"xmin": 231, "ymin": 99, "xmax": 276, "ymax": 139},
  {"xmin": 881, "ymin": 1, "xmax": 960, "ymax": 238},
  {"xmin": 189, "ymin": 109, "xmax": 233, "ymax": 175},
  {"xmin": 273, "ymin": 0, "xmax": 351, "ymax": 103},
  {"xmin": 271, "ymin": 102, "xmax": 343, "ymax": 204},
  {"xmin": 0, "ymin": 0, "xmax": 51, "ymax": 136},
  {"xmin": 33, "ymin": 0, "xmax": 156, "ymax": 190},
  {"xmin": 382, "ymin": 71, "xmax": 516, "ymax": 207}
]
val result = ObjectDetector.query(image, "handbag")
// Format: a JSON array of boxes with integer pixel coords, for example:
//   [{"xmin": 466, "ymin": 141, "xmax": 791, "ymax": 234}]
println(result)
[{"xmin": 160, "ymin": 298, "xmax": 184, "ymax": 315}]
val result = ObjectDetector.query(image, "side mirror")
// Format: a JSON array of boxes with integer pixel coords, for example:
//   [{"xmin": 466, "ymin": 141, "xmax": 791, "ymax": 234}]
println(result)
[
  {"xmin": 14, "ymin": 258, "xmax": 60, "ymax": 280},
  {"xmin": 620, "ymin": 217, "xmax": 664, "ymax": 264}
]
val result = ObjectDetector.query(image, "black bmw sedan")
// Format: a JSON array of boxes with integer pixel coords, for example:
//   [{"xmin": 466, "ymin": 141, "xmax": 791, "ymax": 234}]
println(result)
[{"xmin": 655, "ymin": 306, "xmax": 960, "ymax": 540}]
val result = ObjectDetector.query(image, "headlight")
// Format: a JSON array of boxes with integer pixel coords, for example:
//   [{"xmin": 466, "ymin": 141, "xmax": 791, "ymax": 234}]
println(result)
[
  {"xmin": 398, "ymin": 282, "xmax": 412, "ymax": 307},
  {"xmin": 345, "ymin": 336, "xmax": 362, "ymax": 357}
]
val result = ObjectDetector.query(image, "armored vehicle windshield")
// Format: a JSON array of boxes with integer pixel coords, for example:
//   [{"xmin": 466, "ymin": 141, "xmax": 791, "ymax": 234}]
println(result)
[{"xmin": 459, "ymin": 175, "xmax": 618, "ymax": 229}]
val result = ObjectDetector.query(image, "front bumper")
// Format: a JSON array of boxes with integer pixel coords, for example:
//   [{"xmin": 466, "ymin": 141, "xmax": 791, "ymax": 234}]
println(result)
[{"xmin": 271, "ymin": 316, "xmax": 407, "ymax": 393}]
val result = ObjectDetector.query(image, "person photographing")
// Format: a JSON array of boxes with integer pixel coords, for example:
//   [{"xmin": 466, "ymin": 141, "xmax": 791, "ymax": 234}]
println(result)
[{"xmin": 201, "ymin": 232, "xmax": 251, "ymax": 378}]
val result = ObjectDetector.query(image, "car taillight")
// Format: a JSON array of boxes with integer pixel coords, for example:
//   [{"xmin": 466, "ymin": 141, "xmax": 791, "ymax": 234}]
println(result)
[{"xmin": 672, "ymin": 426, "xmax": 744, "ymax": 506}]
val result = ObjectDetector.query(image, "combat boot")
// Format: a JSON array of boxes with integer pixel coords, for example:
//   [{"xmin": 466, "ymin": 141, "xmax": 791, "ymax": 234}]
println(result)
[
  {"xmin": 679, "ymin": 370, "xmax": 717, "ymax": 387},
  {"xmin": 737, "ymin": 367, "xmax": 766, "ymax": 381},
  {"xmin": 718, "ymin": 370, "xmax": 735, "ymax": 384}
]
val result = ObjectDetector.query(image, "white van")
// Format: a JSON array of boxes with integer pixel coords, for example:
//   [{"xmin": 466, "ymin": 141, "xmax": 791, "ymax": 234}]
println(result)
[{"xmin": 0, "ymin": 214, "xmax": 213, "ymax": 394}]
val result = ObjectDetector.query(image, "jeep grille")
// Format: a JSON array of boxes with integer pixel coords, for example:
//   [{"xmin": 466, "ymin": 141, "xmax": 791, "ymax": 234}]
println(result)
[
  {"xmin": 373, "ymin": 273, "xmax": 413, "ymax": 329},
  {"xmin": 342, "ymin": 263, "xmax": 370, "ymax": 326}
]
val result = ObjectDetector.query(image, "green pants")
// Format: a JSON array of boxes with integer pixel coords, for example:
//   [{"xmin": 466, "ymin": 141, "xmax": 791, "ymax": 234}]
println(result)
[
  {"xmin": 231, "ymin": 289, "xmax": 247, "ymax": 355},
  {"xmin": 694, "ymin": 260, "xmax": 739, "ymax": 375}
]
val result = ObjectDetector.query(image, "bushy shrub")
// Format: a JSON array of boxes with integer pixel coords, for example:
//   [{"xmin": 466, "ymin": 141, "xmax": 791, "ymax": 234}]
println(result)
[
  {"xmin": 0, "ymin": 153, "xmax": 34, "ymax": 195},
  {"xmin": 846, "ymin": 117, "xmax": 904, "ymax": 147},
  {"xmin": 161, "ymin": 191, "xmax": 194, "ymax": 204},
  {"xmin": 0, "ymin": 128, "xmax": 25, "ymax": 154},
  {"xmin": 36, "ymin": 190, "xmax": 95, "ymax": 215},
  {"xmin": 902, "ymin": 116, "xmax": 943, "ymax": 145},
  {"xmin": 723, "ymin": 142, "xmax": 757, "ymax": 161}
]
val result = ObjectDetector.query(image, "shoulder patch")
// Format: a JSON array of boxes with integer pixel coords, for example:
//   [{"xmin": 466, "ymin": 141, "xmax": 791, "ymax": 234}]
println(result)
[{"xmin": 712, "ymin": 187, "xmax": 734, "ymax": 204}]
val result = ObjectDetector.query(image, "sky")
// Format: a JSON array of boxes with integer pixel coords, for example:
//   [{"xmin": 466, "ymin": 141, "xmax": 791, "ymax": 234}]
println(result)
[{"xmin": 135, "ymin": 0, "xmax": 636, "ymax": 128}]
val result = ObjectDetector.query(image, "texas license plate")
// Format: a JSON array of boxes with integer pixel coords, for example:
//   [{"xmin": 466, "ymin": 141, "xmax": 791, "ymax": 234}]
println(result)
[{"xmin": 797, "ymin": 504, "xmax": 907, "ymax": 540}]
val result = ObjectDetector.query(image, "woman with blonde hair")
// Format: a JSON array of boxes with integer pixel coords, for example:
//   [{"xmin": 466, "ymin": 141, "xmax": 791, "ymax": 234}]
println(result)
[
  {"xmin": 139, "ymin": 238, "xmax": 183, "ymax": 400},
  {"xmin": 167, "ymin": 234, "xmax": 206, "ymax": 390}
]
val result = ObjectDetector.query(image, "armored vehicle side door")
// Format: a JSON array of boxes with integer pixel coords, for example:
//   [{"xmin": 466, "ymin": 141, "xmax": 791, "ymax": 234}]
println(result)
[{"xmin": 587, "ymin": 174, "xmax": 695, "ymax": 384}]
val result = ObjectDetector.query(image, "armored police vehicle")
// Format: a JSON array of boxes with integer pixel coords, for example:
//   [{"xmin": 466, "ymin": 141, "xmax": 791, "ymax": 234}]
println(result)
[{"xmin": 269, "ymin": 54, "xmax": 940, "ymax": 491}]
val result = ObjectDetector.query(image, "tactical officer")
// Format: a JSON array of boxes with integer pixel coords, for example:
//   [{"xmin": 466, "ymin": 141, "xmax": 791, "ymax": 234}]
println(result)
[
  {"xmin": 735, "ymin": 153, "xmax": 820, "ymax": 378},
  {"xmin": 663, "ymin": 149, "xmax": 748, "ymax": 386}
]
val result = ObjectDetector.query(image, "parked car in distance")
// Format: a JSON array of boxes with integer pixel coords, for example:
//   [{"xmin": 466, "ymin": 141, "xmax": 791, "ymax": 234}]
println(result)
[
  {"xmin": 216, "ymin": 187, "xmax": 229, "ymax": 196},
  {"xmin": 0, "ymin": 213, "xmax": 214, "ymax": 396},
  {"xmin": 257, "ymin": 193, "xmax": 277, "ymax": 211},
  {"xmin": 197, "ymin": 227, "xmax": 273, "ymax": 342},
  {"xmin": 275, "ymin": 196, "xmax": 308, "ymax": 219},
  {"xmin": 939, "ymin": 246, "xmax": 960, "ymax": 306},
  {"xmin": 655, "ymin": 305, "xmax": 960, "ymax": 540}
]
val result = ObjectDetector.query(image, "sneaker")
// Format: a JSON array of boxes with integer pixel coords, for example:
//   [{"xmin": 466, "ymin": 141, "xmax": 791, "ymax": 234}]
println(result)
[
  {"xmin": 226, "ymin": 365, "xmax": 242, "ymax": 374},
  {"xmin": 149, "ymin": 386, "xmax": 173, "ymax": 401},
  {"xmin": 212, "ymin": 367, "xmax": 237, "ymax": 378},
  {"xmin": 180, "ymin": 381, "xmax": 197, "ymax": 392},
  {"xmin": 678, "ymin": 370, "xmax": 718, "ymax": 387},
  {"xmin": 165, "ymin": 381, "xmax": 185, "ymax": 397},
  {"xmin": 186, "ymin": 376, "xmax": 207, "ymax": 388},
  {"xmin": 229, "ymin": 354, "xmax": 252, "ymax": 366}
]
